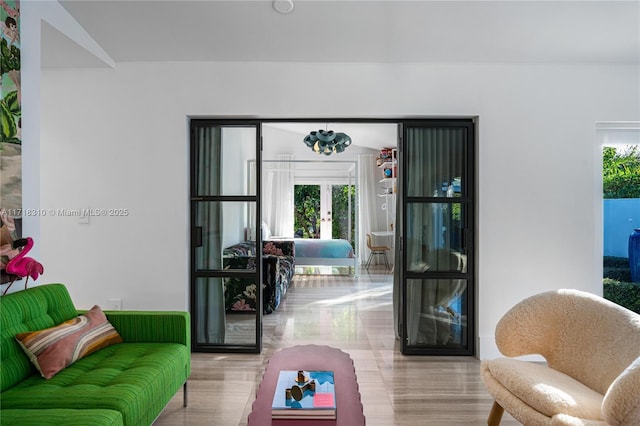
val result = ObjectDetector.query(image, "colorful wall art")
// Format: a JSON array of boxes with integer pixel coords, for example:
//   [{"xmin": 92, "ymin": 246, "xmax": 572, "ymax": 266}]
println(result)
[{"xmin": 1, "ymin": 0, "xmax": 21, "ymax": 285}]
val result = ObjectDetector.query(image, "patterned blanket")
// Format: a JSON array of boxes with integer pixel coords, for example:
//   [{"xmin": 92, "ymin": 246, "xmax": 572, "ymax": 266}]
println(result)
[{"xmin": 222, "ymin": 241, "xmax": 295, "ymax": 314}]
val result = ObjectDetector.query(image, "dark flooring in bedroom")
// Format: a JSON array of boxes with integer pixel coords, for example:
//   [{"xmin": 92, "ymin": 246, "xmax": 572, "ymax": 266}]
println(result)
[{"xmin": 154, "ymin": 267, "xmax": 519, "ymax": 425}]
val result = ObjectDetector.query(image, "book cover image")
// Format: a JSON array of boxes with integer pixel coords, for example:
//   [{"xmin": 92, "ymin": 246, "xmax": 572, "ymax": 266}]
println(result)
[{"xmin": 271, "ymin": 370, "xmax": 336, "ymax": 419}]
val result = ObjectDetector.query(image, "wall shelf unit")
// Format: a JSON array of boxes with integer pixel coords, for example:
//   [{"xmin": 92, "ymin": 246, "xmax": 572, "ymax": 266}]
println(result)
[{"xmin": 377, "ymin": 148, "xmax": 397, "ymax": 233}]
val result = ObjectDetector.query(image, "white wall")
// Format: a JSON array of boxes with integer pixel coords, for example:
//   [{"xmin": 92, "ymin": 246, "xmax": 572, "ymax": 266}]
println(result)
[{"xmin": 36, "ymin": 61, "xmax": 639, "ymax": 358}]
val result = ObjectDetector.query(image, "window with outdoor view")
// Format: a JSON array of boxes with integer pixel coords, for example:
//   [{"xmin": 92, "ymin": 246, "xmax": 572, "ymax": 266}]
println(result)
[{"xmin": 602, "ymin": 144, "xmax": 640, "ymax": 314}]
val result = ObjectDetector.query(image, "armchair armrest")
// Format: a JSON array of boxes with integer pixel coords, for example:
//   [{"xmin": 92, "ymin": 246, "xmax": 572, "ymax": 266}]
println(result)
[
  {"xmin": 100, "ymin": 310, "xmax": 190, "ymax": 347},
  {"xmin": 602, "ymin": 356, "xmax": 640, "ymax": 425}
]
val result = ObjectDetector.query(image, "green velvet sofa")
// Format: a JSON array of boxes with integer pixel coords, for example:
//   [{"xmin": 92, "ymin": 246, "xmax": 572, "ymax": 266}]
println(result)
[{"xmin": 0, "ymin": 283, "xmax": 190, "ymax": 425}]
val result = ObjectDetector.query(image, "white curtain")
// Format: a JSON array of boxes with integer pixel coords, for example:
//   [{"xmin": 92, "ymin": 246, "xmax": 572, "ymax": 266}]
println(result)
[
  {"xmin": 357, "ymin": 154, "xmax": 378, "ymax": 265},
  {"xmin": 265, "ymin": 154, "xmax": 294, "ymax": 238},
  {"xmin": 393, "ymin": 149, "xmax": 402, "ymax": 339},
  {"xmin": 263, "ymin": 168, "xmax": 274, "ymax": 235},
  {"xmin": 247, "ymin": 160, "xmax": 257, "ymax": 240}
]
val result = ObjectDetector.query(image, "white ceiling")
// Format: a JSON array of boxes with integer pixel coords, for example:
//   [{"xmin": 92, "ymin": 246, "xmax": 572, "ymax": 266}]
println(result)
[
  {"xmin": 45, "ymin": 0, "xmax": 640, "ymax": 68},
  {"xmin": 40, "ymin": 1, "xmax": 639, "ymax": 151}
]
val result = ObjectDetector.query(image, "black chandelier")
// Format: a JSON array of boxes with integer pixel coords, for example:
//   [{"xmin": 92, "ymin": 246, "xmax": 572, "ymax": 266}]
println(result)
[{"xmin": 303, "ymin": 129, "xmax": 352, "ymax": 155}]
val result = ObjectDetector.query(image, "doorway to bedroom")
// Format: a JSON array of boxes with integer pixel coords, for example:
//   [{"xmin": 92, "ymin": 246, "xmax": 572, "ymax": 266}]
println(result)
[
  {"xmin": 293, "ymin": 183, "xmax": 356, "ymax": 274},
  {"xmin": 262, "ymin": 158, "xmax": 358, "ymax": 276},
  {"xmin": 189, "ymin": 118, "xmax": 476, "ymax": 356}
]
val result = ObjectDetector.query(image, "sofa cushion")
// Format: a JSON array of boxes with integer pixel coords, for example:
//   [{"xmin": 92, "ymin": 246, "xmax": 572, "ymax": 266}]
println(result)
[
  {"xmin": 0, "ymin": 409, "xmax": 123, "ymax": 426},
  {"xmin": 15, "ymin": 305, "xmax": 123, "ymax": 379},
  {"xmin": 1, "ymin": 284, "xmax": 79, "ymax": 391},
  {"xmin": 1, "ymin": 342, "xmax": 189, "ymax": 426},
  {"xmin": 486, "ymin": 358, "xmax": 604, "ymax": 420}
]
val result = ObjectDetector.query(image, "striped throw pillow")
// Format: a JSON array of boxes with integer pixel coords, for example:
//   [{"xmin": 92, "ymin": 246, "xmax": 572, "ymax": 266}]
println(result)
[{"xmin": 15, "ymin": 305, "xmax": 123, "ymax": 379}]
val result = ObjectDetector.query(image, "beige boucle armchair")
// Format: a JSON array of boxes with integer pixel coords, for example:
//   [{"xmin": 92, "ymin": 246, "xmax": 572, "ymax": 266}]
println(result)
[{"xmin": 481, "ymin": 289, "xmax": 640, "ymax": 426}]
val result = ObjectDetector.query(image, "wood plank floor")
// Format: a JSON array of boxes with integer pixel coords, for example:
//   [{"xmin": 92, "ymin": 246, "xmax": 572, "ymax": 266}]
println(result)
[{"xmin": 155, "ymin": 268, "xmax": 520, "ymax": 425}]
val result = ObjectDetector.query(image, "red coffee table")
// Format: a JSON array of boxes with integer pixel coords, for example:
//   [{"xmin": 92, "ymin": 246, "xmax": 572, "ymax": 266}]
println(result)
[{"xmin": 247, "ymin": 345, "xmax": 366, "ymax": 425}]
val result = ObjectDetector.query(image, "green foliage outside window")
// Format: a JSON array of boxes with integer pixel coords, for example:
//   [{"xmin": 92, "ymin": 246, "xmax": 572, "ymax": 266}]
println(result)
[
  {"xmin": 601, "ymin": 145, "xmax": 640, "ymax": 312},
  {"xmin": 604, "ymin": 278, "xmax": 640, "ymax": 314},
  {"xmin": 293, "ymin": 184, "xmax": 355, "ymax": 247},
  {"xmin": 332, "ymin": 185, "xmax": 356, "ymax": 247},
  {"xmin": 294, "ymin": 185, "xmax": 320, "ymax": 238},
  {"xmin": 602, "ymin": 145, "xmax": 640, "ymax": 199}
]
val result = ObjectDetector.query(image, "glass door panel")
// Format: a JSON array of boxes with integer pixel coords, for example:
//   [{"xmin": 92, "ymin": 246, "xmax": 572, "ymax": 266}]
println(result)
[
  {"xmin": 193, "ymin": 126, "xmax": 257, "ymax": 196},
  {"xmin": 294, "ymin": 185, "xmax": 320, "ymax": 238},
  {"xmin": 293, "ymin": 183, "xmax": 356, "ymax": 243},
  {"xmin": 331, "ymin": 184, "xmax": 356, "ymax": 247},
  {"xmin": 194, "ymin": 277, "xmax": 226, "ymax": 344},
  {"xmin": 190, "ymin": 120, "xmax": 261, "ymax": 353},
  {"xmin": 400, "ymin": 120, "xmax": 475, "ymax": 355},
  {"xmin": 194, "ymin": 277, "xmax": 258, "ymax": 346},
  {"xmin": 406, "ymin": 279, "xmax": 468, "ymax": 348},
  {"xmin": 406, "ymin": 127, "xmax": 467, "ymax": 198},
  {"xmin": 406, "ymin": 203, "xmax": 466, "ymax": 272},
  {"xmin": 194, "ymin": 201, "xmax": 257, "ymax": 271}
]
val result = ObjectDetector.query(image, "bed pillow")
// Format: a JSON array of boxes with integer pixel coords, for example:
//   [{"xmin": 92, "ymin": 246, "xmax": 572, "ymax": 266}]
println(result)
[{"xmin": 15, "ymin": 305, "xmax": 123, "ymax": 379}]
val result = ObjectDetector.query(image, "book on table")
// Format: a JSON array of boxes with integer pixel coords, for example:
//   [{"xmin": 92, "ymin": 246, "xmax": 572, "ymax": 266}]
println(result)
[{"xmin": 271, "ymin": 370, "xmax": 336, "ymax": 420}]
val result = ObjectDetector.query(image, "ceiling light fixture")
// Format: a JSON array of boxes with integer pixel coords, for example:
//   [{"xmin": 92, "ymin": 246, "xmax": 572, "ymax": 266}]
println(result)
[
  {"xmin": 273, "ymin": 0, "xmax": 294, "ymax": 14},
  {"xmin": 303, "ymin": 129, "xmax": 352, "ymax": 156}
]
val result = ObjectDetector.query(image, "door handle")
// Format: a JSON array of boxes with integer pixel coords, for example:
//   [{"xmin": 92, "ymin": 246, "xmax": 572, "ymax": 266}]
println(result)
[
  {"xmin": 194, "ymin": 226, "xmax": 203, "ymax": 247},
  {"xmin": 462, "ymin": 229, "xmax": 472, "ymax": 251}
]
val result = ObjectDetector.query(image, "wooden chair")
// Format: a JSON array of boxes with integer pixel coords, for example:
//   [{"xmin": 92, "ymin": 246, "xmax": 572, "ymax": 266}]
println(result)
[{"xmin": 365, "ymin": 234, "xmax": 390, "ymax": 270}]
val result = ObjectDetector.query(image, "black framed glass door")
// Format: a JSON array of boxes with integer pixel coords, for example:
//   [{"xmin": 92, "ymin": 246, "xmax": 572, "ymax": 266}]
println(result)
[
  {"xmin": 399, "ymin": 119, "xmax": 475, "ymax": 355},
  {"xmin": 190, "ymin": 119, "xmax": 262, "ymax": 353}
]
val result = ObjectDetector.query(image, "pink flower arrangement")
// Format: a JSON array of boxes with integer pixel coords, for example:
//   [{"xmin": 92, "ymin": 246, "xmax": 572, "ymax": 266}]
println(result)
[
  {"xmin": 263, "ymin": 242, "xmax": 283, "ymax": 256},
  {"xmin": 232, "ymin": 299, "xmax": 252, "ymax": 311}
]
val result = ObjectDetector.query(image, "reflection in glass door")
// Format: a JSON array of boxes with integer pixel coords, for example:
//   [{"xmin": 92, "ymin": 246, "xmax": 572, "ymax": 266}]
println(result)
[
  {"xmin": 190, "ymin": 120, "xmax": 261, "ymax": 353},
  {"xmin": 400, "ymin": 120, "xmax": 475, "ymax": 355}
]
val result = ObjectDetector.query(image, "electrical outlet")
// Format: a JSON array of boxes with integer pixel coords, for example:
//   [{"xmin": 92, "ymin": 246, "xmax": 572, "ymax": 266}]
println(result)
[{"xmin": 107, "ymin": 298, "xmax": 122, "ymax": 310}]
